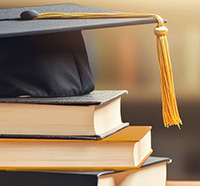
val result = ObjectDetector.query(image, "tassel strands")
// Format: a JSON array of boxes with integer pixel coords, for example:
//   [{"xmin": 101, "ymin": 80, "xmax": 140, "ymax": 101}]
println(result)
[
  {"xmin": 20, "ymin": 10, "xmax": 183, "ymax": 128},
  {"xmin": 154, "ymin": 26, "xmax": 182, "ymax": 128}
]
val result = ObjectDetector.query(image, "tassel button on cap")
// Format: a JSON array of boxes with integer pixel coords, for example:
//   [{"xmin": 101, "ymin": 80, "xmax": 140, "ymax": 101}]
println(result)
[{"xmin": 20, "ymin": 10, "xmax": 38, "ymax": 20}]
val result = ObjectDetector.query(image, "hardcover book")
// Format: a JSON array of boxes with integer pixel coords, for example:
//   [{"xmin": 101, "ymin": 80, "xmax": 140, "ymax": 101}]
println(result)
[
  {"xmin": 0, "ymin": 156, "xmax": 171, "ymax": 186},
  {"xmin": 0, "ymin": 126, "xmax": 152, "ymax": 171},
  {"xmin": 0, "ymin": 90, "xmax": 128, "ymax": 140}
]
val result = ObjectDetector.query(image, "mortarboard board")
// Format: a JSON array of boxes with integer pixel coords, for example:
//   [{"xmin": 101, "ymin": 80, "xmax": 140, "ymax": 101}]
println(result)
[{"xmin": 0, "ymin": 3, "xmax": 182, "ymax": 128}]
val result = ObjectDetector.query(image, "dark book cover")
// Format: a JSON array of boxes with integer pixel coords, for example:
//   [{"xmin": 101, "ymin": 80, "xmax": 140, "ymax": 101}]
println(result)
[
  {"xmin": 0, "ymin": 156, "xmax": 171, "ymax": 186},
  {"xmin": 0, "ymin": 90, "xmax": 128, "ymax": 105},
  {"xmin": 0, "ymin": 3, "xmax": 158, "ymax": 39},
  {"xmin": 0, "ymin": 123, "xmax": 129, "ymax": 140}
]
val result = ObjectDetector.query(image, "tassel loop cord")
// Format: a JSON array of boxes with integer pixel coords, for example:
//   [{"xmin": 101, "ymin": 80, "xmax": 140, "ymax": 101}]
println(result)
[{"xmin": 37, "ymin": 12, "xmax": 165, "ymax": 26}]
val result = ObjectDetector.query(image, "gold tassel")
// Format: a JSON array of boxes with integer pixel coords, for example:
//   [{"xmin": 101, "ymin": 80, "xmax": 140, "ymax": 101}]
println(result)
[
  {"xmin": 21, "ymin": 11, "xmax": 183, "ymax": 128},
  {"xmin": 154, "ymin": 26, "xmax": 182, "ymax": 128}
]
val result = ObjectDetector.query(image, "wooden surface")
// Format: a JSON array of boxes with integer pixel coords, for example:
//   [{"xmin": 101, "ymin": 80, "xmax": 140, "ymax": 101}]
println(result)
[{"xmin": 167, "ymin": 181, "xmax": 200, "ymax": 186}]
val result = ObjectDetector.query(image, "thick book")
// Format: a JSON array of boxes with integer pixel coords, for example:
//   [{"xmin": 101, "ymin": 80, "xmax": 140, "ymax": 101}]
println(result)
[
  {"xmin": 0, "ymin": 156, "xmax": 171, "ymax": 186},
  {"xmin": 0, "ymin": 126, "xmax": 152, "ymax": 171},
  {"xmin": 0, "ymin": 90, "xmax": 128, "ymax": 140}
]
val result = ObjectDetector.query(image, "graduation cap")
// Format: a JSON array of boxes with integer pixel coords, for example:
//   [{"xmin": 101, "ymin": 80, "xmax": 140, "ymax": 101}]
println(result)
[{"xmin": 0, "ymin": 3, "xmax": 182, "ymax": 128}]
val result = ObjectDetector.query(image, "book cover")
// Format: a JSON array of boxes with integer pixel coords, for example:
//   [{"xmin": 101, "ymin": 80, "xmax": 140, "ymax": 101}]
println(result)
[
  {"xmin": 0, "ymin": 156, "xmax": 171, "ymax": 186},
  {"xmin": 0, "ymin": 90, "xmax": 128, "ymax": 105}
]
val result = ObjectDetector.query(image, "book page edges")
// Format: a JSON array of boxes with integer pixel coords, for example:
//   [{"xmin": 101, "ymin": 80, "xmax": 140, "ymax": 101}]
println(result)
[{"xmin": 0, "ymin": 151, "xmax": 152, "ymax": 172}]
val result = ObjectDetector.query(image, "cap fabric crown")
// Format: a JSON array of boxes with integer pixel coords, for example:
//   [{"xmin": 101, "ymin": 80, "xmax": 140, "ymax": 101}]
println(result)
[{"xmin": 0, "ymin": 3, "xmax": 157, "ymax": 98}]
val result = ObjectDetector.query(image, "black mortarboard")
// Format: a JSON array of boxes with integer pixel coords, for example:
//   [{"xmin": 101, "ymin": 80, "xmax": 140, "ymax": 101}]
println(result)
[
  {"xmin": 0, "ymin": 3, "xmax": 157, "ymax": 98},
  {"xmin": 0, "ymin": 4, "xmax": 182, "ymax": 128}
]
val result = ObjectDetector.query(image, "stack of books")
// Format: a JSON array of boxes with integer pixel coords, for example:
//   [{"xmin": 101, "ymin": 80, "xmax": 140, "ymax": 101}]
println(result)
[{"xmin": 0, "ymin": 90, "xmax": 171, "ymax": 186}]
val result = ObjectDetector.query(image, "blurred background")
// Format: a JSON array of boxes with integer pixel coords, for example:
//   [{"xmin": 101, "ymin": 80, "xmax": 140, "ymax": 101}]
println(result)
[{"xmin": 1, "ymin": 0, "xmax": 200, "ymax": 180}]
